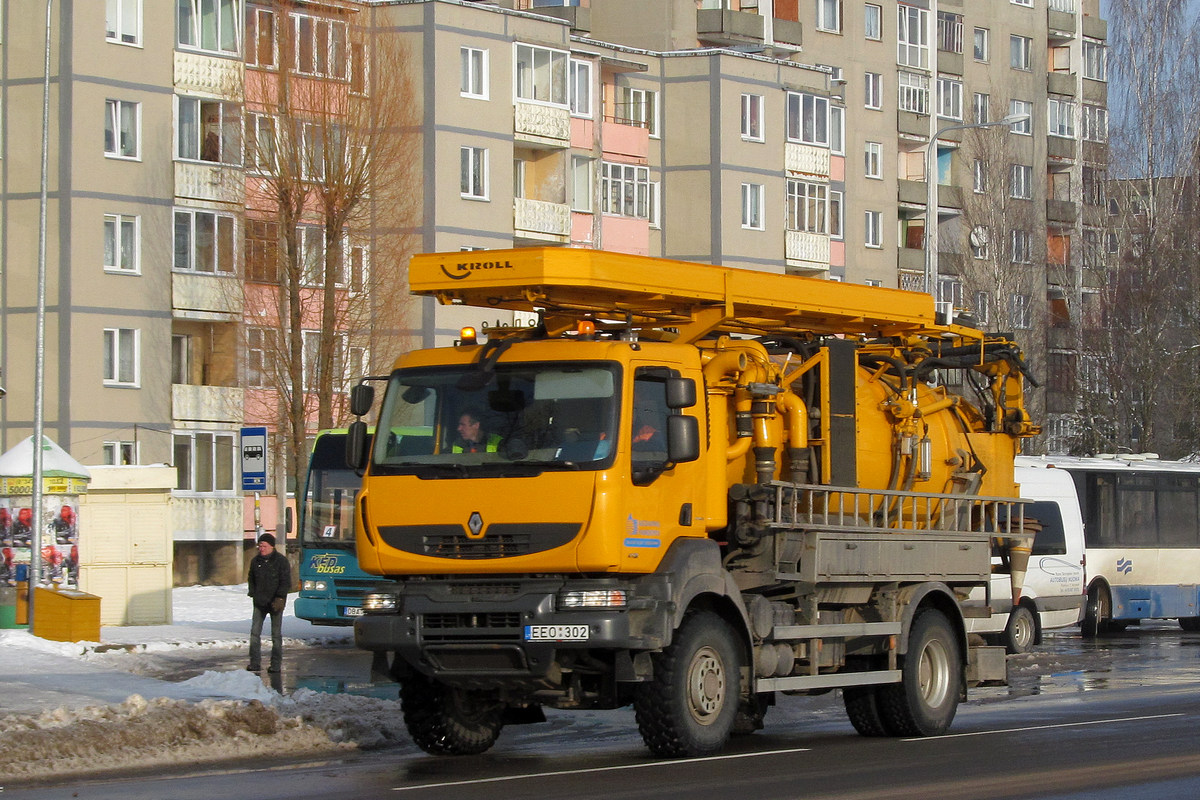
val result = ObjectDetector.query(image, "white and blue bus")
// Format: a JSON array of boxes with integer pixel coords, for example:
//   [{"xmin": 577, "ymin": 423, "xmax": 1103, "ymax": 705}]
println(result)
[{"xmin": 1032, "ymin": 455, "xmax": 1200, "ymax": 636}]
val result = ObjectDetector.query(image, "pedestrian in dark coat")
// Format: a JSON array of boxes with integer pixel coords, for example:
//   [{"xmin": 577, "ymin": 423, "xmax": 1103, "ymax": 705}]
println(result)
[{"xmin": 247, "ymin": 533, "xmax": 290, "ymax": 672}]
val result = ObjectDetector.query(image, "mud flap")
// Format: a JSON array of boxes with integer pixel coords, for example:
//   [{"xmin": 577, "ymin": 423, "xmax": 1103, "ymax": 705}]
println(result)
[{"xmin": 966, "ymin": 645, "xmax": 1007, "ymax": 686}]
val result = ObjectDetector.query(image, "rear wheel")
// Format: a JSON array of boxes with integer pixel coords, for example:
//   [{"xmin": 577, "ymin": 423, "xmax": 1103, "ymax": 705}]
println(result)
[
  {"xmin": 1180, "ymin": 617, "xmax": 1200, "ymax": 632},
  {"xmin": 400, "ymin": 675, "xmax": 504, "ymax": 756},
  {"xmin": 843, "ymin": 685, "xmax": 889, "ymax": 737},
  {"xmin": 876, "ymin": 609, "xmax": 961, "ymax": 737},
  {"xmin": 1081, "ymin": 585, "xmax": 1111, "ymax": 639},
  {"xmin": 1002, "ymin": 605, "xmax": 1038, "ymax": 654},
  {"xmin": 635, "ymin": 610, "xmax": 742, "ymax": 757}
]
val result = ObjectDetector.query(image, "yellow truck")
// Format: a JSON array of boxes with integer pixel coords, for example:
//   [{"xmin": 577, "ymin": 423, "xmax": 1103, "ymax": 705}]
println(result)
[{"xmin": 347, "ymin": 248, "xmax": 1040, "ymax": 758}]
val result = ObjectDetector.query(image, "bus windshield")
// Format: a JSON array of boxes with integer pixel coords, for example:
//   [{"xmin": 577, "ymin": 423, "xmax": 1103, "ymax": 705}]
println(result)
[
  {"xmin": 301, "ymin": 433, "xmax": 361, "ymax": 551},
  {"xmin": 372, "ymin": 362, "xmax": 620, "ymax": 476}
]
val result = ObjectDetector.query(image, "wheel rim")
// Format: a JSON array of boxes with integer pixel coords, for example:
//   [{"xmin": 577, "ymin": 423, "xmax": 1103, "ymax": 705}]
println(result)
[
  {"xmin": 686, "ymin": 645, "xmax": 726, "ymax": 725},
  {"xmin": 917, "ymin": 637, "xmax": 952, "ymax": 708},
  {"xmin": 1013, "ymin": 611, "xmax": 1035, "ymax": 649}
]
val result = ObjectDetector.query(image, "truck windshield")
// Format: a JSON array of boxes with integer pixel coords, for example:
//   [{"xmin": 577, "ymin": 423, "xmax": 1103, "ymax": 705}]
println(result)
[{"xmin": 372, "ymin": 362, "xmax": 620, "ymax": 475}]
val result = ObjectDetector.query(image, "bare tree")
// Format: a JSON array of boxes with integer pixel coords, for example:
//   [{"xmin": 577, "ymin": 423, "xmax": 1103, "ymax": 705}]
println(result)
[
  {"xmin": 243, "ymin": 3, "xmax": 420, "ymax": 489},
  {"xmin": 1077, "ymin": 0, "xmax": 1200, "ymax": 457}
]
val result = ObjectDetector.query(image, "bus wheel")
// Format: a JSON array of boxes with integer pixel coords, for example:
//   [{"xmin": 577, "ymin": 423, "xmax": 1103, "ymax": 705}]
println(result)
[
  {"xmin": 877, "ymin": 609, "xmax": 961, "ymax": 737},
  {"xmin": 1180, "ymin": 617, "xmax": 1200, "ymax": 632},
  {"xmin": 1082, "ymin": 586, "xmax": 1111, "ymax": 639},
  {"xmin": 1002, "ymin": 605, "xmax": 1038, "ymax": 654},
  {"xmin": 400, "ymin": 675, "xmax": 503, "ymax": 756},
  {"xmin": 634, "ymin": 610, "xmax": 742, "ymax": 757}
]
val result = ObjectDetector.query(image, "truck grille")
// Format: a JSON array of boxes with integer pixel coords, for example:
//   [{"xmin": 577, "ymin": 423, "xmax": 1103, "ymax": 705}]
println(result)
[
  {"xmin": 379, "ymin": 523, "xmax": 580, "ymax": 560},
  {"xmin": 421, "ymin": 612, "xmax": 523, "ymax": 641}
]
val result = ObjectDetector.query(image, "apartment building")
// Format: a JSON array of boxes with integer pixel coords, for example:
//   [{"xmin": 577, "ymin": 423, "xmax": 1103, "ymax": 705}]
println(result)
[{"xmin": 0, "ymin": 0, "xmax": 1105, "ymax": 581}]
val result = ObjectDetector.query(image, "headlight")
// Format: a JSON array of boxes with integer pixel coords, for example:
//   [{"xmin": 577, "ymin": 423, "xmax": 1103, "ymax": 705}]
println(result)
[
  {"xmin": 302, "ymin": 580, "xmax": 329, "ymax": 592},
  {"xmin": 362, "ymin": 592, "xmax": 400, "ymax": 613},
  {"xmin": 558, "ymin": 589, "xmax": 627, "ymax": 609}
]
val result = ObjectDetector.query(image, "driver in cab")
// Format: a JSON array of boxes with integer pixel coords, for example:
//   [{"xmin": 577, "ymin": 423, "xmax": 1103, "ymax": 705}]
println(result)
[{"xmin": 452, "ymin": 408, "xmax": 501, "ymax": 453}]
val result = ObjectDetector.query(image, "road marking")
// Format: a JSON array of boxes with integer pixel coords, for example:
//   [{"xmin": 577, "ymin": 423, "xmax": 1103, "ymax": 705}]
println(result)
[
  {"xmin": 391, "ymin": 747, "xmax": 812, "ymax": 792},
  {"xmin": 905, "ymin": 712, "xmax": 1185, "ymax": 741}
]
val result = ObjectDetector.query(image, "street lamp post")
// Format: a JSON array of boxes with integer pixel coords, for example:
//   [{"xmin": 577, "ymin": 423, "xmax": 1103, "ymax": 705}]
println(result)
[{"xmin": 923, "ymin": 113, "xmax": 1031, "ymax": 302}]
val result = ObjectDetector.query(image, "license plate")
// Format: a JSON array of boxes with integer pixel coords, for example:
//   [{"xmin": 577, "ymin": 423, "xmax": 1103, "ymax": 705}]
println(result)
[
  {"xmin": 342, "ymin": 606, "xmax": 365, "ymax": 617},
  {"xmin": 525, "ymin": 624, "xmax": 589, "ymax": 642}
]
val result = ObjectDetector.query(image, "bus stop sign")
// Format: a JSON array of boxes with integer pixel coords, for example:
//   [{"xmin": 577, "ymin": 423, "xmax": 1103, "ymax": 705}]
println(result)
[{"xmin": 241, "ymin": 426, "xmax": 268, "ymax": 492}]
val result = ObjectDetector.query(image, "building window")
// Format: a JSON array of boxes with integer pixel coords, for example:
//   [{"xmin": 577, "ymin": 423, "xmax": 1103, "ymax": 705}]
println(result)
[
  {"xmin": 1082, "ymin": 167, "xmax": 1104, "ymax": 207},
  {"xmin": 936, "ymin": 11, "xmax": 962, "ymax": 54},
  {"xmin": 104, "ymin": 99, "xmax": 139, "ymax": 159},
  {"xmin": 897, "ymin": 4, "xmax": 930, "ymax": 69},
  {"xmin": 1048, "ymin": 97, "xmax": 1076, "ymax": 138},
  {"xmin": 1010, "ymin": 35, "xmax": 1031, "ymax": 70},
  {"xmin": 1011, "ymin": 229, "xmax": 1032, "ymax": 264},
  {"xmin": 177, "ymin": 0, "xmax": 240, "ymax": 55},
  {"xmin": 103, "ymin": 441, "xmax": 137, "ymax": 466},
  {"xmin": 106, "ymin": 0, "xmax": 141, "ymax": 45},
  {"xmin": 292, "ymin": 13, "xmax": 348, "ymax": 79},
  {"xmin": 571, "ymin": 155, "xmax": 593, "ymax": 212},
  {"xmin": 245, "ymin": 112, "xmax": 276, "ymax": 173},
  {"xmin": 1083, "ymin": 40, "xmax": 1107, "ymax": 81},
  {"xmin": 973, "ymin": 92, "xmax": 990, "ymax": 125},
  {"xmin": 461, "ymin": 47, "xmax": 489, "ymax": 99},
  {"xmin": 460, "ymin": 146, "xmax": 488, "ymax": 199},
  {"xmin": 104, "ymin": 214, "xmax": 139, "ymax": 274},
  {"xmin": 301, "ymin": 330, "xmax": 362, "ymax": 392},
  {"xmin": 973, "ymin": 291, "xmax": 991, "ymax": 325},
  {"xmin": 830, "ymin": 190, "xmax": 843, "ymax": 239},
  {"xmin": 616, "ymin": 86, "xmax": 659, "ymax": 136},
  {"xmin": 741, "ymin": 93, "xmax": 764, "ymax": 141},
  {"xmin": 1009, "ymin": 294, "xmax": 1031, "ymax": 329},
  {"xmin": 245, "ymin": 6, "xmax": 276, "ymax": 68},
  {"xmin": 864, "ymin": 141, "xmax": 883, "ymax": 179},
  {"xmin": 515, "ymin": 43, "xmax": 569, "ymax": 107},
  {"xmin": 864, "ymin": 210, "xmax": 882, "ymax": 248},
  {"xmin": 897, "ymin": 71, "xmax": 929, "ymax": 115},
  {"xmin": 817, "ymin": 0, "xmax": 841, "ymax": 33},
  {"xmin": 1105, "ymin": 231, "xmax": 1119, "ymax": 253},
  {"xmin": 786, "ymin": 92, "xmax": 829, "ymax": 146},
  {"xmin": 601, "ymin": 162, "xmax": 652, "ymax": 219},
  {"xmin": 973, "ymin": 159, "xmax": 987, "ymax": 193},
  {"xmin": 1011, "ymin": 0, "xmax": 1032, "ymax": 6},
  {"xmin": 177, "ymin": 97, "xmax": 241, "ymax": 164},
  {"xmin": 973, "ymin": 27, "xmax": 989, "ymax": 61},
  {"xmin": 1009, "ymin": 100, "xmax": 1032, "ymax": 134},
  {"xmin": 937, "ymin": 77, "xmax": 963, "ymax": 120},
  {"xmin": 1009, "ymin": 164, "xmax": 1032, "ymax": 199},
  {"xmin": 785, "ymin": 179, "xmax": 828, "ymax": 234},
  {"xmin": 245, "ymin": 218, "xmax": 279, "ymax": 283},
  {"xmin": 864, "ymin": 4, "xmax": 881, "ymax": 40},
  {"xmin": 741, "ymin": 183, "xmax": 764, "ymax": 230},
  {"xmin": 173, "ymin": 431, "xmax": 236, "ymax": 494},
  {"xmin": 246, "ymin": 327, "xmax": 272, "ymax": 388},
  {"xmin": 971, "ymin": 226, "xmax": 990, "ymax": 259},
  {"xmin": 174, "ymin": 209, "xmax": 236, "ymax": 274},
  {"xmin": 865, "ymin": 72, "xmax": 883, "ymax": 110},
  {"xmin": 103, "ymin": 328, "xmax": 139, "ymax": 386},
  {"xmin": 569, "ymin": 59, "xmax": 592, "ymax": 117},
  {"xmin": 1082, "ymin": 104, "xmax": 1108, "ymax": 142}
]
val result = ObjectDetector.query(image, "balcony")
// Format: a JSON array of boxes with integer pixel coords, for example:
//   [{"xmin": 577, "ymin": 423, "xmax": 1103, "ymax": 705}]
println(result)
[
  {"xmin": 937, "ymin": 51, "xmax": 963, "ymax": 76},
  {"xmin": 1048, "ymin": 10, "xmax": 1077, "ymax": 37},
  {"xmin": 1082, "ymin": 14, "xmax": 1107, "ymax": 40},
  {"xmin": 898, "ymin": 179, "xmax": 926, "ymax": 206},
  {"xmin": 1082, "ymin": 78, "xmax": 1106, "ymax": 105},
  {"xmin": 175, "ymin": 161, "xmax": 245, "ymax": 205},
  {"xmin": 522, "ymin": 4, "xmax": 590, "ymax": 33},
  {"xmin": 514, "ymin": 101, "xmax": 570, "ymax": 148},
  {"xmin": 1047, "ymin": 136, "xmax": 1077, "ymax": 162},
  {"xmin": 771, "ymin": 18, "xmax": 803, "ymax": 48},
  {"xmin": 696, "ymin": 8, "xmax": 764, "ymax": 46},
  {"xmin": 602, "ymin": 119, "xmax": 649, "ymax": 160},
  {"xmin": 514, "ymin": 197, "xmax": 571, "ymax": 243},
  {"xmin": 174, "ymin": 50, "xmax": 243, "ymax": 98},
  {"xmin": 785, "ymin": 230, "xmax": 830, "ymax": 271},
  {"xmin": 1048, "ymin": 71, "xmax": 1076, "ymax": 96},
  {"xmin": 785, "ymin": 143, "xmax": 830, "ymax": 178},
  {"xmin": 1047, "ymin": 199, "xmax": 1078, "ymax": 224},
  {"xmin": 898, "ymin": 247, "xmax": 924, "ymax": 274},
  {"xmin": 897, "ymin": 111, "xmax": 929, "ymax": 140},
  {"xmin": 172, "ymin": 384, "xmax": 244, "ymax": 425},
  {"xmin": 173, "ymin": 273, "xmax": 242, "ymax": 319}
]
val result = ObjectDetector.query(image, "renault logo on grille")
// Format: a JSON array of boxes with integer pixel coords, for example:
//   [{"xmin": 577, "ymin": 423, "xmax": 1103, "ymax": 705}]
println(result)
[{"xmin": 467, "ymin": 511, "xmax": 485, "ymax": 538}]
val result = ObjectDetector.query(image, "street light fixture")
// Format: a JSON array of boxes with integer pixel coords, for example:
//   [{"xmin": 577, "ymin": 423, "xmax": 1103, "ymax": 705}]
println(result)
[{"xmin": 923, "ymin": 113, "xmax": 1032, "ymax": 304}]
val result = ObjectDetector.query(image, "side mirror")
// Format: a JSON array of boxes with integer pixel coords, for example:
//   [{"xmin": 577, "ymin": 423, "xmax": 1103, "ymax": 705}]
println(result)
[
  {"xmin": 350, "ymin": 383, "xmax": 375, "ymax": 417},
  {"xmin": 285, "ymin": 506, "xmax": 294, "ymax": 535},
  {"xmin": 666, "ymin": 415, "xmax": 700, "ymax": 463},
  {"xmin": 665, "ymin": 377, "xmax": 697, "ymax": 409},
  {"xmin": 346, "ymin": 420, "xmax": 370, "ymax": 471}
]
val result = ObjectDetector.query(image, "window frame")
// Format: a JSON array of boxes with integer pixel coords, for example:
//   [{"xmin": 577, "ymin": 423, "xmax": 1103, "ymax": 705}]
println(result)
[
  {"xmin": 1009, "ymin": 99, "xmax": 1033, "ymax": 134},
  {"xmin": 897, "ymin": 71, "xmax": 929, "ymax": 115},
  {"xmin": 1009, "ymin": 164, "xmax": 1033, "ymax": 200},
  {"xmin": 102, "ymin": 441, "xmax": 138, "ymax": 466},
  {"xmin": 172, "ymin": 430, "xmax": 238, "ymax": 496},
  {"xmin": 864, "ymin": 3, "xmax": 882, "ymax": 40},
  {"xmin": 897, "ymin": 4, "xmax": 930, "ymax": 70},
  {"xmin": 104, "ymin": 213, "xmax": 140, "ymax": 274},
  {"xmin": 515, "ymin": 42, "xmax": 570, "ymax": 108},
  {"xmin": 460, "ymin": 146, "xmax": 489, "ymax": 200},
  {"xmin": 973, "ymin": 27, "xmax": 989, "ymax": 62},
  {"xmin": 786, "ymin": 91, "xmax": 830, "ymax": 146},
  {"xmin": 1010, "ymin": 34, "xmax": 1032, "ymax": 70},
  {"xmin": 106, "ymin": 0, "xmax": 141, "ymax": 46},
  {"xmin": 817, "ymin": 0, "xmax": 842, "ymax": 33},
  {"xmin": 571, "ymin": 155, "xmax": 593, "ymax": 213},
  {"xmin": 569, "ymin": 58, "xmax": 592, "ymax": 117},
  {"xmin": 103, "ymin": 327, "xmax": 140, "ymax": 387},
  {"xmin": 292, "ymin": 11, "xmax": 349, "ymax": 80},
  {"xmin": 173, "ymin": 208, "xmax": 238, "ymax": 275},
  {"xmin": 104, "ymin": 99, "xmax": 140, "ymax": 160},
  {"xmin": 1048, "ymin": 97, "xmax": 1076, "ymax": 139},
  {"xmin": 245, "ymin": 5, "xmax": 276, "ymax": 68},
  {"xmin": 1009, "ymin": 293, "xmax": 1032, "ymax": 330},
  {"xmin": 1082, "ymin": 104, "xmax": 1108, "ymax": 142},
  {"xmin": 176, "ymin": 95, "xmax": 242, "ymax": 165},
  {"xmin": 785, "ymin": 178, "xmax": 829, "ymax": 234},
  {"xmin": 616, "ymin": 85, "xmax": 659, "ymax": 137},
  {"xmin": 829, "ymin": 189, "xmax": 844, "ymax": 240},
  {"xmin": 177, "ymin": 0, "xmax": 241, "ymax": 56},
  {"xmin": 741, "ymin": 182, "xmax": 765, "ymax": 230},
  {"xmin": 1083, "ymin": 40, "xmax": 1107, "ymax": 81},
  {"xmin": 601, "ymin": 161, "xmax": 652, "ymax": 220},
  {"xmin": 864, "ymin": 210, "xmax": 883, "ymax": 248},
  {"xmin": 461, "ymin": 46, "xmax": 489, "ymax": 100},
  {"xmin": 741, "ymin": 93, "xmax": 764, "ymax": 142},
  {"xmin": 1011, "ymin": 229, "xmax": 1032, "ymax": 264},
  {"xmin": 936, "ymin": 77, "xmax": 963, "ymax": 120},
  {"xmin": 864, "ymin": 141, "xmax": 883, "ymax": 179},
  {"xmin": 864, "ymin": 72, "xmax": 883, "ymax": 110}
]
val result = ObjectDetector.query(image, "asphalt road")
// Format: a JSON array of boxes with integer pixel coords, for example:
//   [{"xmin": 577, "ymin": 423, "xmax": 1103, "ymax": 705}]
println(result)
[{"xmin": 13, "ymin": 623, "xmax": 1200, "ymax": 799}]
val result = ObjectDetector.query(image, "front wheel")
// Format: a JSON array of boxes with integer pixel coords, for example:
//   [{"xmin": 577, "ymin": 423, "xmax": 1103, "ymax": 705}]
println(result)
[
  {"xmin": 635, "ymin": 610, "xmax": 743, "ymax": 757},
  {"xmin": 1081, "ymin": 585, "xmax": 1111, "ymax": 639},
  {"xmin": 400, "ymin": 675, "xmax": 504, "ymax": 756},
  {"xmin": 876, "ymin": 609, "xmax": 962, "ymax": 737},
  {"xmin": 1002, "ymin": 605, "xmax": 1038, "ymax": 654}
]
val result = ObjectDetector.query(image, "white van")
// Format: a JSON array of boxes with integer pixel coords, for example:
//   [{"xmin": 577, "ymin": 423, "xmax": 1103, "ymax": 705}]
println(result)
[{"xmin": 966, "ymin": 459, "xmax": 1087, "ymax": 653}]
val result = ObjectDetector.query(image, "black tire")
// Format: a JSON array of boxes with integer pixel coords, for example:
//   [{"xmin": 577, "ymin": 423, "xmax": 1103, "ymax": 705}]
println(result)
[
  {"xmin": 1081, "ymin": 585, "xmax": 1111, "ymax": 639},
  {"xmin": 876, "ymin": 609, "xmax": 961, "ymax": 737},
  {"xmin": 635, "ymin": 610, "xmax": 743, "ymax": 757},
  {"xmin": 1180, "ymin": 617, "xmax": 1200, "ymax": 632},
  {"xmin": 843, "ymin": 685, "xmax": 889, "ymax": 737},
  {"xmin": 1002, "ymin": 605, "xmax": 1038, "ymax": 655},
  {"xmin": 400, "ymin": 675, "xmax": 504, "ymax": 756}
]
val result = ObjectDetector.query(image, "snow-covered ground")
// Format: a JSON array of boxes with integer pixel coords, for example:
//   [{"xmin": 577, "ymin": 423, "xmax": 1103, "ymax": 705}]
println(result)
[{"xmin": 0, "ymin": 585, "xmax": 415, "ymax": 784}]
